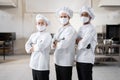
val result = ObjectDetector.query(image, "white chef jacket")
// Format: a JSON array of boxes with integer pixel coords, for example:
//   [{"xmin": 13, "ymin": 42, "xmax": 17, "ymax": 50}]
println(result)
[
  {"xmin": 25, "ymin": 31, "xmax": 52, "ymax": 70},
  {"xmin": 76, "ymin": 24, "xmax": 97, "ymax": 64},
  {"xmin": 52, "ymin": 24, "xmax": 77, "ymax": 66}
]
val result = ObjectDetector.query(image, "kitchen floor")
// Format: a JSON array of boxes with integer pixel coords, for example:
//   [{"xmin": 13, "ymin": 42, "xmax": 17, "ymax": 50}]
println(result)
[{"xmin": 0, "ymin": 55, "xmax": 120, "ymax": 80}]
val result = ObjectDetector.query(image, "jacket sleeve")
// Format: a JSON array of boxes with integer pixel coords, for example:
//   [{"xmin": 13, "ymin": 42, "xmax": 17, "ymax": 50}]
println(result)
[
  {"xmin": 25, "ymin": 35, "xmax": 33, "ymax": 54},
  {"xmin": 57, "ymin": 29, "xmax": 76, "ymax": 49},
  {"xmin": 78, "ymin": 28, "xmax": 96, "ymax": 50},
  {"xmin": 34, "ymin": 34, "xmax": 52, "ymax": 52}
]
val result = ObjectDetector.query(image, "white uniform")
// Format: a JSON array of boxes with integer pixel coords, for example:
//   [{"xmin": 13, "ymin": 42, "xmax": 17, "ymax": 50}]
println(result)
[
  {"xmin": 25, "ymin": 31, "xmax": 52, "ymax": 70},
  {"xmin": 52, "ymin": 24, "xmax": 77, "ymax": 66},
  {"xmin": 76, "ymin": 24, "xmax": 97, "ymax": 64}
]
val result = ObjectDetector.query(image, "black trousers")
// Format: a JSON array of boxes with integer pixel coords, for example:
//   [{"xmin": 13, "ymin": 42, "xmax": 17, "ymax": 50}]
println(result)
[
  {"xmin": 32, "ymin": 69, "xmax": 49, "ymax": 80},
  {"xmin": 55, "ymin": 64, "xmax": 72, "ymax": 80},
  {"xmin": 76, "ymin": 62, "xmax": 93, "ymax": 80}
]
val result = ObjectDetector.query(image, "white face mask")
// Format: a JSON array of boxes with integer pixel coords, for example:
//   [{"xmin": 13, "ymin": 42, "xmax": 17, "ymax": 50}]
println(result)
[
  {"xmin": 36, "ymin": 25, "xmax": 46, "ymax": 32},
  {"xmin": 80, "ymin": 17, "xmax": 89, "ymax": 23},
  {"xmin": 59, "ymin": 18, "xmax": 69, "ymax": 25}
]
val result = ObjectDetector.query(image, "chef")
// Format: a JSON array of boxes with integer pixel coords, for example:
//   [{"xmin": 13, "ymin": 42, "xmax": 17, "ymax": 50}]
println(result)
[
  {"xmin": 76, "ymin": 6, "xmax": 97, "ymax": 80},
  {"xmin": 51, "ymin": 6, "xmax": 77, "ymax": 80},
  {"xmin": 25, "ymin": 14, "xmax": 52, "ymax": 80}
]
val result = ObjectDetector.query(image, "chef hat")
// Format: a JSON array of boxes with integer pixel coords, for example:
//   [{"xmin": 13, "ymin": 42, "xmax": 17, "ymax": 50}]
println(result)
[
  {"xmin": 80, "ymin": 6, "xmax": 95, "ymax": 20},
  {"xmin": 36, "ymin": 14, "xmax": 50, "ymax": 26},
  {"xmin": 56, "ymin": 6, "xmax": 73, "ymax": 18}
]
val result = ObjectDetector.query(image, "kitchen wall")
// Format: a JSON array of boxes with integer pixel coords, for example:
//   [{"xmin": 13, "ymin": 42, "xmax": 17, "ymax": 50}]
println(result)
[
  {"xmin": 0, "ymin": 0, "xmax": 25, "ymax": 54},
  {"xmin": 92, "ymin": 0, "xmax": 120, "ymax": 33},
  {"xmin": 0, "ymin": 0, "xmax": 120, "ymax": 54}
]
